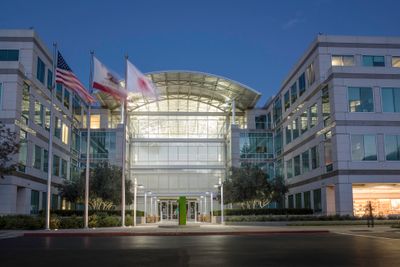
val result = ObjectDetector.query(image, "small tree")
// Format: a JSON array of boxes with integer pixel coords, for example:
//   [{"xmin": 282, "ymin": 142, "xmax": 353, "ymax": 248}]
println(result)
[
  {"xmin": 222, "ymin": 164, "xmax": 288, "ymax": 209},
  {"xmin": 58, "ymin": 161, "xmax": 134, "ymax": 208},
  {"xmin": 0, "ymin": 122, "xmax": 19, "ymax": 178}
]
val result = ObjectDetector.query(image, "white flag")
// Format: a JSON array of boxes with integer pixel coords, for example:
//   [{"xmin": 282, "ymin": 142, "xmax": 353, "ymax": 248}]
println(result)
[
  {"xmin": 126, "ymin": 60, "xmax": 158, "ymax": 98},
  {"xmin": 92, "ymin": 56, "xmax": 127, "ymax": 101}
]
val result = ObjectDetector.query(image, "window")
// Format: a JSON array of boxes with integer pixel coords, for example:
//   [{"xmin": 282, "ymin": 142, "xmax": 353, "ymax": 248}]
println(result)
[
  {"xmin": 298, "ymin": 73, "xmax": 306, "ymax": 96},
  {"xmin": 309, "ymin": 104, "xmax": 318, "ymax": 128},
  {"xmin": 239, "ymin": 132, "xmax": 273, "ymax": 159},
  {"xmin": 294, "ymin": 155, "xmax": 301, "ymax": 176},
  {"xmin": 54, "ymin": 117, "xmax": 62, "ymax": 139},
  {"xmin": 300, "ymin": 111, "xmax": 308, "ymax": 134},
  {"xmin": 351, "ymin": 134, "xmax": 377, "ymax": 161},
  {"xmin": 36, "ymin": 57, "xmax": 45, "ymax": 83},
  {"xmin": 284, "ymin": 91, "xmax": 290, "ymax": 110},
  {"xmin": 331, "ymin": 55, "xmax": 354, "ymax": 66},
  {"xmin": 385, "ymin": 135, "xmax": 400, "ymax": 161},
  {"xmin": 63, "ymin": 89, "xmax": 70, "ymax": 109},
  {"xmin": 255, "ymin": 115, "xmax": 266, "ymax": 129},
  {"xmin": 313, "ymin": 189, "xmax": 322, "ymax": 212},
  {"xmin": 306, "ymin": 62, "xmax": 315, "ymax": 87},
  {"xmin": 33, "ymin": 145, "xmax": 42, "ymax": 169},
  {"xmin": 45, "ymin": 108, "xmax": 50, "ymax": 131},
  {"xmin": 42, "ymin": 192, "xmax": 47, "ymax": 211},
  {"xmin": 61, "ymin": 159, "xmax": 68, "ymax": 179},
  {"xmin": 304, "ymin": 191, "xmax": 311, "ymax": 209},
  {"xmin": 30, "ymin": 190, "xmax": 39, "ymax": 215},
  {"xmin": 311, "ymin": 146, "xmax": 319, "ymax": 169},
  {"xmin": 290, "ymin": 82, "xmax": 297, "ymax": 104},
  {"xmin": 18, "ymin": 130, "xmax": 28, "ymax": 172},
  {"xmin": 275, "ymin": 159, "xmax": 283, "ymax": 179},
  {"xmin": 62, "ymin": 123, "xmax": 69, "ymax": 145},
  {"xmin": 324, "ymin": 131, "xmax": 333, "ymax": 172},
  {"xmin": 288, "ymin": 195, "xmax": 294, "ymax": 209},
  {"xmin": 286, "ymin": 159, "xmax": 293, "ymax": 179},
  {"xmin": 382, "ymin": 88, "xmax": 400, "ymax": 112},
  {"xmin": 302, "ymin": 150, "xmax": 310, "ymax": 173},
  {"xmin": 363, "ymin": 55, "xmax": 385, "ymax": 67},
  {"xmin": 0, "ymin": 82, "xmax": 2, "ymax": 108},
  {"xmin": 292, "ymin": 118, "xmax": 299, "ymax": 140},
  {"xmin": 56, "ymin": 83, "xmax": 63, "ymax": 102},
  {"xmin": 51, "ymin": 194, "xmax": 59, "ymax": 210},
  {"xmin": 392, "ymin": 57, "xmax": 400, "ymax": 68},
  {"xmin": 43, "ymin": 149, "xmax": 48, "ymax": 173},
  {"xmin": 274, "ymin": 128, "xmax": 282, "ymax": 156},
  {"xmin": 73, "ymin": 96, "xmax": 82, "ymax": 122},
  {"xmin": 53, "ymin": 155, "xmax": 60, "ymax": 176},
  {"xmin": 34, "ymin": 101, "xmax": 43, "ymax": 126},
  {"xmin": 322, "ymin": 86, "xmax": 331, "ymax": 126},
  {"xmin": 285, "ymin": 124, "xmax": 292, "ymax": 144},
  {"xmin": 21, "ymin": 83, "xmax": 30, "ymax": 124},
  {"xmin": 295, "ymin": 193, "xmax": 302, "ymax": 208},
  {"xmin": 47, "ymin": 69, "xmax": 53, "ymax": 90},
  {"xmin": 90, "ymin": 115, "xmax": 101, "ymax": 129},
  {"xmin": 348, "ymin": 87, "xmax": 374, "ymax": 112},
  {"xmin": 0, "ymin": 49, "xmax": 19, "ymax": 61},
  {"xmin": 266, "ymin": 112, "xmax": 272, "ymax": 130},
  {"xmin": 273, "ymin": 98, "xmax": 282, "ymax": 125}
]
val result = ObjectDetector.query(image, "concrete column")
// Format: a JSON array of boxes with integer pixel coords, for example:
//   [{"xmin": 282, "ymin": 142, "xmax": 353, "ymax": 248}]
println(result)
[
  {"xmin": 322, "ymin": 186, "xmax": 336, "ymax": 215},
  {"xmin": 335, "ymin": 183, "xmax": 353, "ymax": 215}
]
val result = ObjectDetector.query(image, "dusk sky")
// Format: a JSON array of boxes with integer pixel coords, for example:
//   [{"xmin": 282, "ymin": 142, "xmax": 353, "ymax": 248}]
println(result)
[{"xmin": 1, "ymin": 0, "xmax": 400, "ymax": 105}]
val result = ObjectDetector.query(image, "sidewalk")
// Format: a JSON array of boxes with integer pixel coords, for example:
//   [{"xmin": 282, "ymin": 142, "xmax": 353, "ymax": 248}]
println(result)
[
  {"xmin": 2, "ymin": 222, "xmax": 398, "ymax": 239},
  {"xmin": 16, "ymin": 223, "xmax": 398, "ymax": 238}
]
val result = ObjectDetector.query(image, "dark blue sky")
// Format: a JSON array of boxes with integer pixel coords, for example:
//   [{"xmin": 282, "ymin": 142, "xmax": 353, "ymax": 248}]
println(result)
[{"xmin": 1, "ymin": 0, "xmax": 400, "ymax": 105}]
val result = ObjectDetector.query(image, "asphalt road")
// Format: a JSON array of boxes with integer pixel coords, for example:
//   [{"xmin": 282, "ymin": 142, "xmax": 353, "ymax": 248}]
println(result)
[{"xmin": 1, "ymin": 233, "xmax": 400, "ymax": 266}]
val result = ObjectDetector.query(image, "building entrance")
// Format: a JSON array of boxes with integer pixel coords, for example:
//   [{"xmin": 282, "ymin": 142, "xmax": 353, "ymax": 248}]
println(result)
[{"xmin": 159, "ymin": 198, "xmax": 199, "ymax": 222}]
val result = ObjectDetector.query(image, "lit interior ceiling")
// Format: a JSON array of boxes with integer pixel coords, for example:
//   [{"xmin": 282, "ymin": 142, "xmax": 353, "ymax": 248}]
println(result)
[{"xmin": 94, "ymin": 71, "xmax": 261, "ymax": 112}]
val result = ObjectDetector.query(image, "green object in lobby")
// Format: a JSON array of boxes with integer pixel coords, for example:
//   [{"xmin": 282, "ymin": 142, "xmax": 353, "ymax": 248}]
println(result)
[{"xmin": 178, "ymin": 196, "xmax": 187, "ymax": 225}]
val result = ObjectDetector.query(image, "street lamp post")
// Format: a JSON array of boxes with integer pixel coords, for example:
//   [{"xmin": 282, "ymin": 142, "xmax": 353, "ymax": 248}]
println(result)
[
  {"xmin": 210, "ymin": 192, "xmax": 214, "ymax": 223},
  {"xmin": 214, "ymin": 178, "xmax": 224, "ymax": 224}
]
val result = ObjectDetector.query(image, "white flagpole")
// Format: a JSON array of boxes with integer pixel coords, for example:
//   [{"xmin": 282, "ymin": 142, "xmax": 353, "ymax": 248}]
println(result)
[
  {"xmin": 121, "ymin": 55, "xmax": 128, "ymax": 227},
  {"xmin": 84, "ymin": 51, "xmax": 94, "ymax": 228},
  {"xmin": 45, "ymin": 43, "xmax": 57, "ymax": 230}
]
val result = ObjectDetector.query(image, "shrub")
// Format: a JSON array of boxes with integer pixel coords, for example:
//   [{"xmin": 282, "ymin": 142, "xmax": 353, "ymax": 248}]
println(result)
[
  {"xmin": 0, "ymin": 215, "xmax": 43, "ymax": 230},
  {"xmin": 98, "ymin": 216, "xmax": 120, "ymax": 227},
  {"xmin": 39, "ymin": 209, "xmax": 144, "ymax": 217},
  {"xmin": 125, "ymin": 215, "xmax": 133, "ymax": 226},
  {"xmin": 59, "ymin": 216, "xmax": 83, "ymax": 229},
  {"xmin": 213, "ymin": 208, "xmax": 313, "ymax": 216}
]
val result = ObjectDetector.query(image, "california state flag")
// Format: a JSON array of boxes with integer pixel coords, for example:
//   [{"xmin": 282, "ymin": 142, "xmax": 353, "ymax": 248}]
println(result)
[
  {"xmin": 126, "ymin": 60, "xmax": 158, "ymax": 98},
  {"xmin": 92, "ymin": 56, "xmax": 127, "ymax": 100}
]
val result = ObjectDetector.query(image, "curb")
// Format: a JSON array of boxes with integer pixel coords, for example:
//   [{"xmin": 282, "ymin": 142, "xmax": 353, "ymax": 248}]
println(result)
[{"xmin": 24, "ymin": 230, "xmax": 330, "ymax": 237}]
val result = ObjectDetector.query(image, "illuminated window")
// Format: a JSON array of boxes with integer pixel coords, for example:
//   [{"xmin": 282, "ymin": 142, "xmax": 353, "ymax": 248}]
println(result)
[
  {"xmin": 300, "ymin": 111, "xmax": 308, "ymax": 134},
  {"xmin": 331, "ymin": 55, "xmax": 354, "ymax": 66},
  {"xmin": 90, "ymin": 115, "xmax": 101, "ymax": 129},
  {"xmin": 309, "ymin": 104, "xmax": 318, "ymax": 128},
  {"xmin": 392, "ymin": 57, "xmax": 400, "ymax": 68},
  {"xmin": 62, "ymin": 124, "xmax": 69, "ymax": 144}
]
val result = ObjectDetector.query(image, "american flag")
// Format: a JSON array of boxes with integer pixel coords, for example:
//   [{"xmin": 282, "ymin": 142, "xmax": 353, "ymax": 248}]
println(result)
[{"xmin": 55, "ymin": 52, "xmax": 95, "ymax": 104}]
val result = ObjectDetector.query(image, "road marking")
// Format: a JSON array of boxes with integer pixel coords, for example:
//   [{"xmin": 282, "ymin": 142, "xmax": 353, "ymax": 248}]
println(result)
[
  {"xmin": 0, "ymin": 232, "xmax": 22, "ymax": 240},
  {"xmin": 334, "ymin": 231, "xmax": 400, "ymax": 241}
]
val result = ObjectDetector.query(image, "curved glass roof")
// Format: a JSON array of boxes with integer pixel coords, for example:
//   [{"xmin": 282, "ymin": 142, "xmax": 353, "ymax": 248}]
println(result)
[{"xmin": 96, "ymin": 71, "xmax": 261, "ymax": 112}]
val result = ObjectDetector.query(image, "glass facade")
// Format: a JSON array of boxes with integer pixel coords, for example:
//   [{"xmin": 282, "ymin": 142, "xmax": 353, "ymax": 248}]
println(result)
[
  {"xmin": 331, "ymin": 55, "xmax": 354, "ymax": 66},
  {"xmin": 239, "ymin": 132, "xmax": 273, "ymax": 159},
  {"xmin": 81, "ymin": 131, "xmax": 116, "ymax": 163}
]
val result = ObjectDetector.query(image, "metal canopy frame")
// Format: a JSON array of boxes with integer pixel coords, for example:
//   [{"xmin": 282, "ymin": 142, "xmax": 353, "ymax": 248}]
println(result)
[{"xmin": 94, "ymin": 71, "xmax": 261, "ymax": 112}]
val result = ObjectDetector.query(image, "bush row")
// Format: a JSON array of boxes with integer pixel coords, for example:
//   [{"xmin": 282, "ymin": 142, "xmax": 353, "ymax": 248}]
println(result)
[
  {"xmin": 212, "ymin": 208, "xmax": 313, "ymax": 216},
  {"xmin": 38, "ymin": 209, "xmax": 144, "ymax": 217},
  {"xmin": 0, "ymin": 214, "xmax": 138, "ymax": 230}
]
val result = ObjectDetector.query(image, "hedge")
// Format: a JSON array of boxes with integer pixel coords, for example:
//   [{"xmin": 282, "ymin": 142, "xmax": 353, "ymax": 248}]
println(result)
[
  {"xmin": 0, "ymin": 214, "xmax": 134, "ymax": 230},
  {"xmin": 212, "ymin": 208, "xmax": 313, "ymax": 216},
  {"xmin": 38, "ymin": 209, "xmax": 144, "ymax": 217}
]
